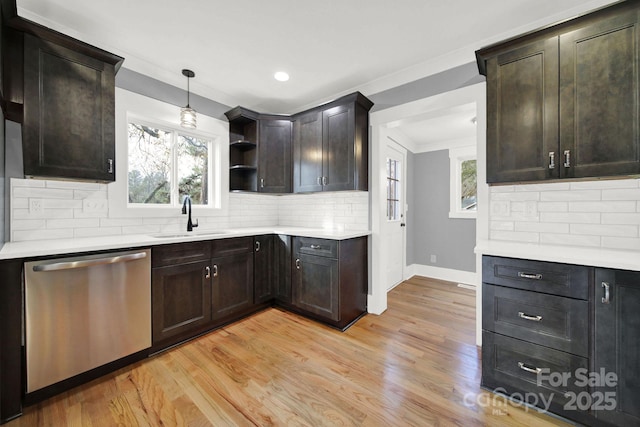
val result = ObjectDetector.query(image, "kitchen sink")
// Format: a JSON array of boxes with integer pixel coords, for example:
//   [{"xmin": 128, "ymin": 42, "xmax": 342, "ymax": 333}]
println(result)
[{"xmin": 151, "ymin": 231, "xmax": 228, "ymax": 238}]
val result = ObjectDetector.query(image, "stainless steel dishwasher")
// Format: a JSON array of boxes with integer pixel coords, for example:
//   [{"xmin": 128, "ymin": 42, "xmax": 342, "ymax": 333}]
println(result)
[{"xmin": 24, "ymin": 248, "xmax": 151, "ymax": 393}]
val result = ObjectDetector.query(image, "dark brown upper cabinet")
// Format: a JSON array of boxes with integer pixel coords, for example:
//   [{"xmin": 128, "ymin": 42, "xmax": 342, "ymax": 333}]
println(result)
[
  {"xmin": 225, "ymin": 107, "xmax": 292, "ymax": 193},
  {"xmin": 293, "ymin": 92, "xmax": 372, "ymax": 193},
  {"xmin": 226, "ymin": 91, "xmax": 372, "ymax": 194},
  {"xmin": 258, "ymin": 117, "xmax": 292, "ymax": 193},
  {"xmin": 10, "ymin": 18, "xmax": 123, "ymax": 182},
  {"xmin": 477, "ymin": 2, "xmax": 640, "ymax": 184}
]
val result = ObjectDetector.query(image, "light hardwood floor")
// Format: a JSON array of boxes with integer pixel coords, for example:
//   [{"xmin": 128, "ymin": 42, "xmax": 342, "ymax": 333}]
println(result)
[{"xmin": 7, "ymin": 276, "xmax": 569, "ymax": 426}]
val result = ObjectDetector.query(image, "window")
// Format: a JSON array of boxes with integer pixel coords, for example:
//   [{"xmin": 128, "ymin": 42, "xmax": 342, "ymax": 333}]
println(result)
[
  {"xmin": 386, "ymin": 158, "xmax": 401, "ymax": 221},
  {"xmin": 449, "ymin": 146, "xmax": 477, "ymax": 218},
  {"xmin": 127, "ymin": 121, "xmax": 212, "ymax": 207}
]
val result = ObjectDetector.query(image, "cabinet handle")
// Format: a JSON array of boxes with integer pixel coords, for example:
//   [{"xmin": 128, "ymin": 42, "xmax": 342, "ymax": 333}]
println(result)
[
  {"xmin": 205, "ymin": 266, "xmax": 211, "ymax": 279},
  {"xmin": 518, "ymin": 362, "xmax": 542, "ymax": 375},
  {"xmin": 322, "ymin": 176, "xmax": 327, "ymax": 186},
  {"xmin": 213, "ymin": 265, "xmax": 218, "ymax": 277},
  {"xmin": 256, "ymin": 241, "xmax": 261, "ymax": 252},
  {"xmin": 108, "ymin": 159, "xmax": 114, "ymax": 174},
  {"xmin": 260, "ymin": 178, "xmax": 265, "ymax": 188},
  {"xmin": 563, "ymin": 150, "xmax": 571, "ymax": 168},
  {"xmin": 602, "ymin": 282, "xmax": 610, "ymax": 304},
  {"xmin": 295, "ymin": 258, "xmax": 301, "ymax": 270},
  {"xmin": 548, "ymin": 152, "xmax": 555, "ymax": 169},
  {"xmin": 518, "ymin": 312, "xmax": 543, "ymax": 322},
  {"xmin": 517, "ymin": 272, "xmax": 542, "ymax": 280},
  {"xmin": 310, "ymin": 244, "xmax": 322, "ymax": 250},
  {"xmin": 317, "ymin": 177, "xmax": 322, "ymax": 185}
]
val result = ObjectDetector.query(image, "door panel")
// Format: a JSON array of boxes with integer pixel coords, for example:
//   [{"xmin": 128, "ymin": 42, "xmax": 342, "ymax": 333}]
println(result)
[
  {"xmin": 293, "ymin": 111, "xmax": 323, "ymax": 192},
  {"xmin": 211, "ymin": 253, "xmax": 254, "ymax": 320},
  {"xmin": 292, "ymin": 254, "xmax": 340, "ymax": 321},
  {"xmin": 323, "ymin": 104, "xmax": 355, "ymax": 191}
]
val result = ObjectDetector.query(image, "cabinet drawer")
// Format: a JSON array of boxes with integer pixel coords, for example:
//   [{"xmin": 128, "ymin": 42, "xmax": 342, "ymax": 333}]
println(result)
[
  {"xmin": 483, "ymin": 284, "xmax": 588, "ymax": 356},
  {"xmin": 482, "ymin": 331, "xmax": 588, "ymax": 409},
  {"xmin": 211, "ymin": 237, "xmax": 254, "ymax": 257},
  {"xmin": 152, "ymin": 242, "xmax": 211, "ymax": 268},
  {"xmin": 482, "ymin": 256, "xmax": 590, "ymax": 299},
  {"xmin": 295, "ymin": 237, "xmax": 338, "ymax": 259}
]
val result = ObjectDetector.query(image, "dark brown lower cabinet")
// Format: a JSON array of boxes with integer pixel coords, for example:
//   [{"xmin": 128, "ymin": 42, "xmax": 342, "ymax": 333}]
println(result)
[
  {"xmin": 211, "ymin": 251, "xmax": 254, "ymax": 321},
  {"xmin": 291, "ymin": 236, "xmax": 367, "ymax": 330},
  {"xmin": 151, "ymin": 260, "xmax": 211, "ymax": 345},
  {"xmin": 274, "ymin": 235, "xmax": 292, "ymax": 306},
  {"xmin": 594, "ymin": 268, "xmax": 640, "ymax": 427},
  {"xmin": 254, "ymin": 235, "xmax": 274, "ymax": 304}
]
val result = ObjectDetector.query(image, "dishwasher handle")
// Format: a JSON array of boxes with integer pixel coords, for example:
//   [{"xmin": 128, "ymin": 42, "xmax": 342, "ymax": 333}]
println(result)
[{"xmin": 32, "ymin": 251, "xmax": 148, "ymax": 272}]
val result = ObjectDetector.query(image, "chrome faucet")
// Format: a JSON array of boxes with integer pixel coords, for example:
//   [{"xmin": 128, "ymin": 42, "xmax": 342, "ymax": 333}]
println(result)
[{"xmin": 181, "ymin": 195, "xmax": 198, "ymax": 232}]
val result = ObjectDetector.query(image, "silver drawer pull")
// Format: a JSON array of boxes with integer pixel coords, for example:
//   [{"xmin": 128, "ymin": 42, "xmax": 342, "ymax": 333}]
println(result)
[
  {"xmin": 548, "ymin": 151, "xmax": 555, "ymax": 169},
  {"xmin": 518, "ymin": 272, "xmax": 542, "ymax": 280},
  {"xmin": 310, "ymin": 244, "xmax": 322, "ymax": 250},
  {"xmin": 213, "ymin": 265, "xmax": 218, "ymax": 277},
  {"xmin": 518, "ymin": 312, "xmax": 543, "ymax": 322},
  {"xmin": 602, "ymin": 282, "xmax": 610, "ymax": 304},
  {"xmin": 295, "ymin": 258, "xmax": 301, "ymax": 270},
  {"xmin": 518, "ymin": 362, "xmax": 542, "ymax": 375},
  {"xmin": 205, "ymin": 266, "xmax": 211, "ymax": 279}
]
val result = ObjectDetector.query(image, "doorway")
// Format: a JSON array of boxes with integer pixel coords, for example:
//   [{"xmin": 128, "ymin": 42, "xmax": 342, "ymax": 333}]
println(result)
[{"xmin": 383, "ymin": 139, "xmax": 407, "ymax": 290}]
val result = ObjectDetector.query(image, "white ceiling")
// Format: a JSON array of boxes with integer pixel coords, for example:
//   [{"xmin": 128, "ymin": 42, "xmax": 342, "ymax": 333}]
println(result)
[{"xmin": 16, "ymin": 0, "xmax": 617, "ymax": 116}]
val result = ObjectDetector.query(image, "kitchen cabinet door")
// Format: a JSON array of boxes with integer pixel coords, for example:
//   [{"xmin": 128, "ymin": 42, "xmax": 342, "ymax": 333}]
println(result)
[
  {"xmin": 322, "ymin": 104, "xmax": 355, "ymax": 191},
  {"xmin": 22, "ymin": 33, "xmax": 119, "ymax": 182},
  {"xmin": 211, "ymin": 252, "xmax": 254, "ymax": 321},
  {"xmin": 293, "ymin": 110, "xmax": 323, "ymax": 193},
  {"xmin": 258, "ymin": 119, "xmax": 291, "ymax": 193},
  {"xmin": 274, "ymin": 234, "xmax": 292, "ymax": 305},
  {"xmin": 254, "ymin": 235, "xmax": 274, "ymax": 304},
  {"xmin": 559, "ymin": 10, "xmax": 640, "ymax": 179},
  {"xmin": 485, "ymin": 36, "xmax": 559, "ymax": 183},
  {"xmin": 292, "ymin": 253, "xmax": 340, "ymax": 322},
  {"xmin": 594, "ymin": 268, "xmax": 640, "ymax": 426},
  {"xmin": 152, "ymin": 260, "xmax": 211, "ymax": 345}
]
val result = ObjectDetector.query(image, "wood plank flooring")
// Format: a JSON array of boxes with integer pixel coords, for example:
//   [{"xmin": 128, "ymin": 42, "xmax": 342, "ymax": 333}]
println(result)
[{"xmin": 7, "ymin": 276, "xmax": 570, "ymax": 426}]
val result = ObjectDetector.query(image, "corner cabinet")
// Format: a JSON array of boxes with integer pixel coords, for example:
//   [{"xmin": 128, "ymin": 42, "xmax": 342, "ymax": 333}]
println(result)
[
  {"xmin": 477, "ymin": 2, "xmax": 640, "ymax": 184},
  {"xmin": 17, "ymin": 19, "xmax": 123, "ymax": 182},
  {"xmin": 293, "ymin": 92, "xmax": 372, "ymax": 193},
  {"xmin": 225, "ymin": 92, "xmax": 372, "ymax": 194},
  {"xmin": 291, "ymin": 236, "xmax": 367, "ymax": 330}
]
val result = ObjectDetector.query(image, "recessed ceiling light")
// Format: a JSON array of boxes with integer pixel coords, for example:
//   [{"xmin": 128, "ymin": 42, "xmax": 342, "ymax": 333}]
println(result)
[{"xmin": 274, "ymin": 71, "xmax": 290, "ymax": 82}]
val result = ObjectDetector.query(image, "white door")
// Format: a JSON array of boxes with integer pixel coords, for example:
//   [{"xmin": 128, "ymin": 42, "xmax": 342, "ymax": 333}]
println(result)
[{"xmin": 383, "ymin": 139, "xmax": 407, "ymax": 290}]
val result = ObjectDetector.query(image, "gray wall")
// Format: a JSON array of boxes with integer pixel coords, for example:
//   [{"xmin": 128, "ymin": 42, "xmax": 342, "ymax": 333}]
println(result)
[{"xmin": 406, "ymin": 149, "xmax": 476, "ymax": 272}]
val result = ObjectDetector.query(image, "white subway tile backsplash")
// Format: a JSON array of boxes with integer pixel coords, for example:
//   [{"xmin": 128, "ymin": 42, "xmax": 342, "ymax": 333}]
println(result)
[
  {"xmin": 13, "ymin": 187, "xmax": 73, "ymax": 199},
  {"xmin": 12, "ymin": 219, "xmax": 45, "ymax": 231},
  {"xmin": 540, "ymin": 190, "xmax": 601, "ymax": 202},
  {"xmin": 13, "ymin": 228, "xmax": 73, "ymax": 241},
  {"xmin": 570, "ymin": 224, "xmax": 638, "ymax": 238},
  {"xmin": 568, "ymin": 201, "xmax": 637, "ymax": 212},
  {"xmin": 491, "ymin": 191, "xmax": 540, "ymax": 201},
  {"xmin": 74, "ymin": 227, "xmax": 122, "ymax": 238},
  {"xmin": 601, "ymin": 189, "xmax": 640, "ymax": 201},
  {"xmin": 515, "ymin": 222, "xmax": 569, "ymax": 234},
  {"xmin": 489, "ymin": 178, "xmax": 640, "ymax": 252},
  {"xmin": 536, "ymin": 202, "xmax": 569, "ymax": 212},
  {"xmin": 540, "ymin": 212, "xmax": 601, "ymax": 224},
  {"xmin": 601, "ymin": 213, "xmax": 640, "ymax": 225},
  {"xmin": 490, "ymin": 230, "xmax": 539, "ymax": 243},
  {"xmin": 540, "ymin": 233, "xmax": 601, "ymax": 247},
  {"xmin": 47, "ymin": 218, "xmax": 100, "ymax": 229},
  {"xmin": 601, "ymin": 236, "xmax": 640, "ymax": 251}
]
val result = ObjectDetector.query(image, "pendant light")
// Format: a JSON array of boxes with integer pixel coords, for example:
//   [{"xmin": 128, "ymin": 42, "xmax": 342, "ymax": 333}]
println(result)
[{"xmin": 180, "ymin": 69, "xmax": 197, "ymax": 129}]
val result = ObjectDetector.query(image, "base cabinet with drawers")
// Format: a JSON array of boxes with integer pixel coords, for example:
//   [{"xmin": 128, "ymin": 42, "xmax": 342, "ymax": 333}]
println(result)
[{"xmin": 482, "ymin": 255, "xmax": 640, "ymax": 427}]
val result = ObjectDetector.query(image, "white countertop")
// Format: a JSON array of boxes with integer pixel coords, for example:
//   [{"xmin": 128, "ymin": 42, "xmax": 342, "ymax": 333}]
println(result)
[
  {"xmin": 476, "ymin": 239, "xmax": 640, "ymax": 271},
  {"xmin": 0, "ymin": 227, "xmax": 371, "ymax": 260}
]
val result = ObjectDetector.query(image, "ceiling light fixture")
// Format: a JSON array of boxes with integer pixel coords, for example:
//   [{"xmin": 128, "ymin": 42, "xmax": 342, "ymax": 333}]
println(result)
[
  {"xmin": 274, "ymin": 71, "xmax": 290, "ymax": 82},
  {"xmin": 180, "ymin": 69, "xmax": 197, "ymax": 129}
]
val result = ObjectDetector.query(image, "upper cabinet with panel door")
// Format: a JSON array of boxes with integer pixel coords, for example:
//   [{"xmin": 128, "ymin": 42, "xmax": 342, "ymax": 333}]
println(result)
[
  {"xmin": 6, "ymin": 17, "xmax": 123, "ymax": 182},
  {"xmin": 477, "ymin": 1, "xmax": 640, "ymax": 184},
  {"xmin": 293, "ymin": 92, "xmax": 373, "ymax": 193}
]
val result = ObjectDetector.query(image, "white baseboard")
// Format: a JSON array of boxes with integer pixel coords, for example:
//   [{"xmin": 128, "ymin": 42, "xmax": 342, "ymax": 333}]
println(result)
[{"xmin": 405, "ymin": 264, "xmax": 478, "ymax": 287}]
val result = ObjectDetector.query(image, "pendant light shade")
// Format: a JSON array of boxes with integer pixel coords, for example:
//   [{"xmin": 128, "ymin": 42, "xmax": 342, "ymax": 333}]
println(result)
[{"xmin": 180, "ymin": 69, "xmax": 197, "ymax": 129}]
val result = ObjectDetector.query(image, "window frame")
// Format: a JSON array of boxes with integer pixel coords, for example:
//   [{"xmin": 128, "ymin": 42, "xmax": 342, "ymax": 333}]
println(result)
[
  {"xmin": 449, "ymin": 145, "xmax": 477, "ymax": 219},
  {"xmin": 126, "ymin": 118, "xmax": 214, "ymax": 208},
  {"xmin": 109, "ymin": 88, "xmax": 228, "ymax": 219}
]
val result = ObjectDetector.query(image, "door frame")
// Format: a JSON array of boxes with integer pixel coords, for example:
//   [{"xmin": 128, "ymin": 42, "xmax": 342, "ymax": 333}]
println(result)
[{"xmin": 368, "ymin": 83, "xmax": 487, "ymax": 346}]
